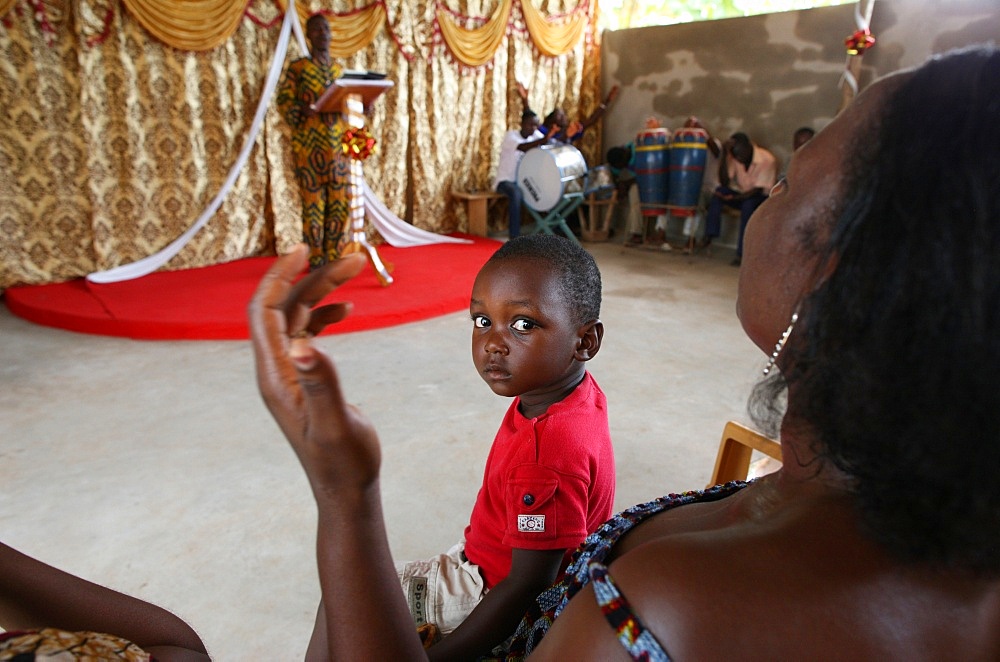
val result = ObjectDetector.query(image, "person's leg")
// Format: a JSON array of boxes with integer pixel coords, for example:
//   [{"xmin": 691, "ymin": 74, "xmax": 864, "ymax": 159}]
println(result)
[
  {"xmin": 298, "ymin": 170, "xmax": 326, "ymax": 270},
  {"xmin": 703, "ymin": 185, "xmax": 734, "ymax": 244},
  {"xmin": 496, "ymin": 181, "xmax": 522, "ymax": 238},
  {"xmin": 328, "ymin": 156, "xmax": 352, "ymax": 262},
  {"xmin": 649, "ymin": 214, "xmax": 668, "ymax": 247},
  {"xmin": 322, "ymin": 178, "xmax": 349, "ymax": 265},
  {"xmin": 625, "ymin": 184, "xmax": 644, "ymax": 242},
  {"xmin": 396, "ymin": 543, "xmax": 486, "ymax": 635}
]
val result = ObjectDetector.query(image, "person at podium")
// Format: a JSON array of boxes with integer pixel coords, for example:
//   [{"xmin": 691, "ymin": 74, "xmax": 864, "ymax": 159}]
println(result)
[{"xmin": 277, "ymin": 14, "xmax": 349, "ymax": 270}]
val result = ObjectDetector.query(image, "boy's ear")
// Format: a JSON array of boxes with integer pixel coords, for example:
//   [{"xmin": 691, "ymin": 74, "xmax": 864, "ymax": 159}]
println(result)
[{"xmin": 574, "ymin": 320, "xmax": 604, "ymax": 361}]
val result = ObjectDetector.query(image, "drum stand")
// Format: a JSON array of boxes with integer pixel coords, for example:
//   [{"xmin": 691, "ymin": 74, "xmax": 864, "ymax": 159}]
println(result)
[
  {"xmin": 525, "ymin": 192, "xmax": 585, "ymax": 246},
  {"xmin": 631, "ymin": 203, "xmax": 702, "ymax": 253}
]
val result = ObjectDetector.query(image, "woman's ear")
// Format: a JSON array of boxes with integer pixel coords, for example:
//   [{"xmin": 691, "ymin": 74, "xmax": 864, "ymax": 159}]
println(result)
[{"xmin": 574, "ymin": 320, "xmax": 604, "ymax": 361}]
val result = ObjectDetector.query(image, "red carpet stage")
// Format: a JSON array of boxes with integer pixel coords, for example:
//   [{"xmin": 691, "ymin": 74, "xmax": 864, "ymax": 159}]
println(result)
[{"xmin": 4, "ymin": 236, "xmax": 502, "ymax": 340}]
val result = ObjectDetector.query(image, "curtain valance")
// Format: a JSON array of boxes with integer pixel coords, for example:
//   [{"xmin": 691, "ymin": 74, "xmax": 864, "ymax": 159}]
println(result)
[{"xmin": 3, "ymin": 1, "xmax": 590, "ymax": 63}]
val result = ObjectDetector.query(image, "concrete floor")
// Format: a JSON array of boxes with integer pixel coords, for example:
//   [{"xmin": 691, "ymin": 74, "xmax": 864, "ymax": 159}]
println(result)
[{"xmin": 0, "ymin": 238, "xmax": 766, "ymax": 660}]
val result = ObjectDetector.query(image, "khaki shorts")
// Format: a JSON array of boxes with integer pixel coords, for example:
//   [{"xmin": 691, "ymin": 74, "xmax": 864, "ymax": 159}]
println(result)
[{"xmin": 396, "ymin": 542, "xmax": 488, "ymax": 635}]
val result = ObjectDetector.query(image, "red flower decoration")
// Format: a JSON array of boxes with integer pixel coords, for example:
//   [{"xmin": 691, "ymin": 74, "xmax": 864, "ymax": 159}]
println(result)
[
  {"xmin": 341, "ymin": 127, "xmax": 377, "ymax": 161},
  {"xmin": 845, "ymin": 28, "xmax": 876, "ymax": 56}
]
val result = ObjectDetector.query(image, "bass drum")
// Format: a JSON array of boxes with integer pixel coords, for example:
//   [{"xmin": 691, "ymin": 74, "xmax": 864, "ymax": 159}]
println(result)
[{"xmin": 516, "ymin": 144, "xmax": 587, "ymax": 211}]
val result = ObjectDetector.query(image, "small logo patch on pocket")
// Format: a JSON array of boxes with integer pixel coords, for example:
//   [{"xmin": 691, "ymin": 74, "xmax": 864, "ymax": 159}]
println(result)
[
  {"xmin": 517, "ymin": 514, "xmax": 546, "ymax": 532},
  {"xmin": 407, "ymin": 577, "xmax": 428, "ymax": 626}
]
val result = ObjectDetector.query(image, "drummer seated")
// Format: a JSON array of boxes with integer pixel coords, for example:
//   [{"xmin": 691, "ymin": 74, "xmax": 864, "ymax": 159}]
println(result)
[
  {"xmin": 493, "ymin": 109, "xmax": 555, "ymax": 238},
  {"xmin": 540, "ymin": 109, "xmax": 584, "ymax": 144},
  {"xmin": 607, "ymin": 144, "xmax": 668, "ymax": 247},
  {"xmin": 703, "ymin": 132, "xmax": 778, "ymax": 265}
]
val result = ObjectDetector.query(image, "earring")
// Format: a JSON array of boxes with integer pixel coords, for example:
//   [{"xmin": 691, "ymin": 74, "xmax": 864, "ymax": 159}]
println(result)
[{"xmin": 762, "ymin": 312, "xmax": 799, "ymax": 376}]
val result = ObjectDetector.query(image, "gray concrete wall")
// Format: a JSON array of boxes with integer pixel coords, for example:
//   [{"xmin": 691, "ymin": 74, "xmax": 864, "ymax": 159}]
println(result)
[{"xmin": 601, "ymin": 0, "xmax": 1000, "ymax": 177}]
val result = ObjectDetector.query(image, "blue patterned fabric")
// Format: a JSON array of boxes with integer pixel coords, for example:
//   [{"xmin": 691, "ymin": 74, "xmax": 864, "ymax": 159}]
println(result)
[{"xmin": 484, "ymin": 481, "xmax": 749, "ymax": 660}]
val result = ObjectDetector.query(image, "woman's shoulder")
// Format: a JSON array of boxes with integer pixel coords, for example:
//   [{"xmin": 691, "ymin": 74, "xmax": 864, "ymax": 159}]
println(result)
[{"xmin": 597, "ymin": 487, "xmax": 1000, "ymax": 659}]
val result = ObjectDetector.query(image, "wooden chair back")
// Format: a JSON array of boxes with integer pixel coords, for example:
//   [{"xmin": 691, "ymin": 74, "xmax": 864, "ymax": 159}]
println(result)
[{"xmin": 708, "ymin": 420, "xmax": 782, "ymax": 486}]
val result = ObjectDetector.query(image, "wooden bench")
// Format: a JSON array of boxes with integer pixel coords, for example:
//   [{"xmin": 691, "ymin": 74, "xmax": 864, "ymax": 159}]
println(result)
[{"xmin": 451, "ymin": 190, "xmax": 506, "ymax": 237}]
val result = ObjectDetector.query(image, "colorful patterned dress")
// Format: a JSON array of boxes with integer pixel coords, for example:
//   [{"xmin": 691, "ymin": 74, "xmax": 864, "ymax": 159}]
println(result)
[
  {"xmin": 484, "ymin": 481, "xmax": 750, "ymax": 660},
  {"xmin": 276, "ymin": 57, "xmax": 349, "ymax": 269},
  {"xmin": 0, "ymin": 628, "xmax": 151, "ymax": 660}
]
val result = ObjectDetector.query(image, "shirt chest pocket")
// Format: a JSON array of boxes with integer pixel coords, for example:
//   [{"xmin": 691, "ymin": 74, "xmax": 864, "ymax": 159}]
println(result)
[{"xmin": 505, "ymin": 465, "xmax": 560, "ymax": 540}]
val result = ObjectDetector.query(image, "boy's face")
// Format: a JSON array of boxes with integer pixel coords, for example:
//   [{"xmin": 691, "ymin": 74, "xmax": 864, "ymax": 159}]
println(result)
[{"xmin": 470, "ymin": 258, "xmax": 585, "ymax": 403}]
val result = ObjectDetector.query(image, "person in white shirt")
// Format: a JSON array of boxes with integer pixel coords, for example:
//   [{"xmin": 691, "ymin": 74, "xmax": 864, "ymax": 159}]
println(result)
[
  {"xmin": 702, "ymin": 132, "xmax": 778, "ymax": 266},
  {"xmin": 493, "ymin": 110, "xmax": 552, "ymax": 238}
]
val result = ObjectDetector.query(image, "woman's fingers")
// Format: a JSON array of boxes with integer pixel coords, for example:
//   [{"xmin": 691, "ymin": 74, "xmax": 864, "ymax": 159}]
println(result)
[
  {"xmin": 283, "ymin": 254, "xmax": 366, "ymax": 335},
  {"xmin": 306, "ymin": 302, "xmax": 353, "ymax": 337},
  {"xmin": 249, "ymin": 245, "xmax": 310, "ymax": 385},
  {"xmin": 249, "ymin": 248, "xmax": 365, "ymax": 414}
]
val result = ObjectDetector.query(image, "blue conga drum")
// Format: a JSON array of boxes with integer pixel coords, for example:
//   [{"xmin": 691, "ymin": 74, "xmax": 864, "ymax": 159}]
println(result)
[
  {"xmin": 667, "ymin": 127, "xmax": 708, "ymax": 216},
  {"xmin": 634, "ymin": 128, "xmax": 670, "ymax": 216}
]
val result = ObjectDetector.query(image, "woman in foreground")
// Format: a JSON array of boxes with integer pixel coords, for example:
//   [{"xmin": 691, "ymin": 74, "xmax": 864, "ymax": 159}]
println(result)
[{"xmin": 249, "ymin": 46, "xmax": 1000, "ymax": 659}]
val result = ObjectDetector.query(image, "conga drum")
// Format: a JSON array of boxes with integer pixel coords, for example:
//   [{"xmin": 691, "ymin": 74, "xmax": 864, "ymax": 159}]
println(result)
[
  {"xmin": 634, "ymin": 128, "xmax": 670, "ymax": 216},
  {"xmin": 667, "ymin": 127, "xmax": 708, "ymax": 215},
  {"xmin": 516, "ymin": 144, "xmax": 587, "ymax": 211}
]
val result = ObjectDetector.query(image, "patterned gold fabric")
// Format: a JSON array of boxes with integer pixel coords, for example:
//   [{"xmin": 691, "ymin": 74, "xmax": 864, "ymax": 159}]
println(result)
[
  {"xmin": 78, "ymin": 6, "xmax": 281, "ymax": 276},
  {"xmin": 0, "ymin": 628, "xmax": 151, "ymax": 660},
  {"xmin": 437, "ymin": 1, "xmax": 514, "ymax": 67},
  {"xmin": 0, "ymin": 1, "xmax": 601, "ymax": 289},
  {"xmin": 277, "ymin": 0, "xmax": 388, "ymax": 58},
  {"xmin": 1, "ymin": 2, "xmax": 96, "ymax": 288},
  {"xmin": 123, "ymin": 0, "xmax": 246, "ymax": 51},
  {"xmin": 521, "ymin": 0, "xmax": 588, "ymax": 57}
]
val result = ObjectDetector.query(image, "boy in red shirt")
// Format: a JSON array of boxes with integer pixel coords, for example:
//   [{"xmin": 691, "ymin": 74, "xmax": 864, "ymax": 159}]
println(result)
[{"xmin": 305, "ymin": 235, "xmax": 615, "ymax": 661}]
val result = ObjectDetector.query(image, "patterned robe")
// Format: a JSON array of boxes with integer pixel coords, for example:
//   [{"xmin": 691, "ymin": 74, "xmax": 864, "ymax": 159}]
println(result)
[{"xmin": 276, "ymin": 57, "xmax": 349, "ymax": 268}]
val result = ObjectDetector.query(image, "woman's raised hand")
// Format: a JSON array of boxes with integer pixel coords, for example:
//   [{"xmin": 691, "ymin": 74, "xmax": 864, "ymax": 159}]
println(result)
[{"xmin": 248, "ymin": 246, "xmax": 381, "ymax": 496}]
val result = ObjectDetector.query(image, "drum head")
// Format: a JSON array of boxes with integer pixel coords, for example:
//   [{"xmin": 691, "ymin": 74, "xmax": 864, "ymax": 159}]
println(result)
[{"xmin": 516, "ymin": 145, "xmax": 587, "ymax": 211}]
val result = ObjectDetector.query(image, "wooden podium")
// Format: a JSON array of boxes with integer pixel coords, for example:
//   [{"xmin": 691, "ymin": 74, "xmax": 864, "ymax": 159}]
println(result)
[{"xmin": 315, "ymin": 77, "xmax": 395, "ymax": 286}]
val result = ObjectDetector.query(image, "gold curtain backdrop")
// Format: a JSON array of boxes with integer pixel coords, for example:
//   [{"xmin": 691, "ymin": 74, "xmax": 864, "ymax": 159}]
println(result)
[
  {"xmin": 275, "ymin": 0, "xmax": 388, "ymax": 58},
  {"xmin": 123, "ymin": 0, "xmax": 247, "ymax": 51},
  {"xmin": 0, "ymin": 0, "xmax": 14, "ymax": 23},
  {"xmin": 436, "ymin": 1, "xmax": 514, "ymax": 67},
  {"xmin": 0, "ymin": 0, "xmax": 602, "ymax": 289}
]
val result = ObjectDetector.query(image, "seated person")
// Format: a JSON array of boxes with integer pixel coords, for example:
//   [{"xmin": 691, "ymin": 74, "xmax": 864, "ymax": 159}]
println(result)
[
  {"xmin": 285, "ymin": 236, "xmax": 615, "ymax": 661},
  {"xmin": 493, "ymin": 109, "xmax": 555, "ymax": 238},
  {"xmin": 248, "ymin": 46, "xmax": 1000, "ymax": 661},
  {"xmin": 608, "ymin": 117, "xmax": 671, "ymax": 247},
  {"xmin": 702, "ymin": 131, "xmax": 778, "ymax": 266},
  {"xmin": 0, "ymin": 541, "xmax": 208, "ymax": 660},
  {"xmin": 534, "ymin": 86, "xmax": 620, "ymax": 144}
]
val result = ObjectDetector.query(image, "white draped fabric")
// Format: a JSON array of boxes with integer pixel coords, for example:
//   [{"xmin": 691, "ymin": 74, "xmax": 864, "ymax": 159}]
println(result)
[
  {"xmin": 87, "ymin": 0, "xmax": 466, "ymax": 285},
  {"xmin": 365, "ymin": 182, "xmax": 471, "ymax": 248}
]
